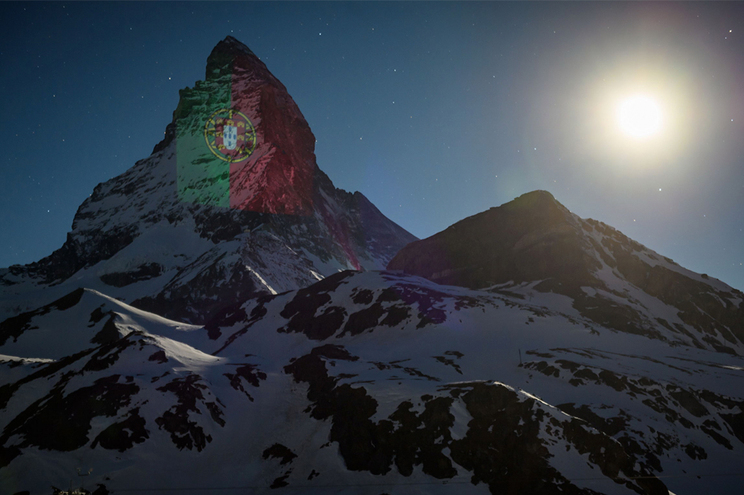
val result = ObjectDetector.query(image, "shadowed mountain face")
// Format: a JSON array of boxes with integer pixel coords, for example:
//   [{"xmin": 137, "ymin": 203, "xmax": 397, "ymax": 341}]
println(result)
[
  {"xmin": 389, "ymin": 190, "xmax": 744, "ymax": 355},
  {"xmin": 0, "ymin": 37, "xmax": 416, "ymax": 324},
  {"xmin": 389, "ymin": 191, "xmax": 597, "ymax": 290}
]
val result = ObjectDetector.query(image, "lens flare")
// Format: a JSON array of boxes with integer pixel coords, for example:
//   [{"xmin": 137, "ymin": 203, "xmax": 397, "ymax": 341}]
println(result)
[{"xmin": 616, "ymin": 95, "xmax": 663, "ymax": 138}]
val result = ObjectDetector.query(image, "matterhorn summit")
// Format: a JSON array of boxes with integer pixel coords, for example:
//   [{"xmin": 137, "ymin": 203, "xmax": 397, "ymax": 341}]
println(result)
[
  {"xmin": 0, "ymin": 36, "xmax": 416, "ymax": 324},
  {"xmin": 1, "ymin": 38, "xmax": 743, "ymax": 495}
]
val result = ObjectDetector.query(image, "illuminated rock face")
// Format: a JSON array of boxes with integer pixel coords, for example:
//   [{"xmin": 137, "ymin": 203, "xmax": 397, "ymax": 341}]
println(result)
[
  {"xmin": 174, "ymin": 37, "xmax": 316, "ymax": 216},
  {"xmin": 0, "ymin": 37, "xmax": 416, "ymax": 324}
]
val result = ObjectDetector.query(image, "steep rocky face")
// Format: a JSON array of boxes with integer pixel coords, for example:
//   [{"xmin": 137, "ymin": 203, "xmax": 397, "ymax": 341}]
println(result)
[
  {"xmin": 170, "ymin": 36, "xmax": 316, "ymax": 216},
  {"xmin": 0, "ymin": 37, "xmax": 416, "ymax": 323},
  {"xmin": 389, "ymin": 190, "xmax": 597, "ymax": 290},
  {"xmin": 388, "ymin": 190, "xmax": 744, "ymax": 354}
]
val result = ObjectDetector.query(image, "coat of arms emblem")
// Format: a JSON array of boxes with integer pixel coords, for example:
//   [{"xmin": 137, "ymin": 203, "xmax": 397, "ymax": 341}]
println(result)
[
  {"xmin": 204, "ymin": 108, "xmax": 256, "ymax": 162},
  {"xmin": 223, "ymin": 125, "xmax": 237, "ymax": 150}
]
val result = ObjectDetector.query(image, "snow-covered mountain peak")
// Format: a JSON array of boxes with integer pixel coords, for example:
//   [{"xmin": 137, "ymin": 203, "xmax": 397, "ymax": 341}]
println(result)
[
  {"xmin": 389, "ymin": 190, "xmax": 744, "ymax": 355},
  {"xmin": 169, "ymin": 35, "xmax": 317, "ymax": 216},
  {"xmin": 0, "ymin": 37, "xmax": 416, "ymax": 323}
]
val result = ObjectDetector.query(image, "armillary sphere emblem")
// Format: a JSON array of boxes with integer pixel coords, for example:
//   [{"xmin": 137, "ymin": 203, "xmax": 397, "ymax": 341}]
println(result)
[{"xmin": 204, "ymin": 108, "xmax": 257, "ymax": 162}]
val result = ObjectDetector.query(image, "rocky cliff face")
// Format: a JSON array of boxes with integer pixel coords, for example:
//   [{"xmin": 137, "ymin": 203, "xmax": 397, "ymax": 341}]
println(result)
[
  {"xmin": 170, "ymin": 36, "xmax": 317, "ymax": 216},
  {"xmin": 388, "ymin": 190, "xmax": 744, "ymax": 355},
  {"xmin": 0, "ymin": 36, "xmax": 416, "ymax": 324}
]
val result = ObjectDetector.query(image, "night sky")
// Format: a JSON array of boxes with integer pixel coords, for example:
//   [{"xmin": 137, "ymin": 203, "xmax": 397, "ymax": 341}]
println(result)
[{"xmin": 1, "ymin": 2, "xmax": 743, "ymax": 290}]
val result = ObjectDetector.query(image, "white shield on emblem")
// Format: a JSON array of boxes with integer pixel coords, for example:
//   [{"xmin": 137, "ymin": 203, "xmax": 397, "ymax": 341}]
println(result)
[{"xmin": 223, "ymin": 125, "xmax": 237, "ymax": 150}]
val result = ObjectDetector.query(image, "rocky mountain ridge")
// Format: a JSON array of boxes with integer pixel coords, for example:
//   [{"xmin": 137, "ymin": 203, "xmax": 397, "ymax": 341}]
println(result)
[{"xmin": 389, "ymin": 190, "xmax": 744, "ymax": 356}]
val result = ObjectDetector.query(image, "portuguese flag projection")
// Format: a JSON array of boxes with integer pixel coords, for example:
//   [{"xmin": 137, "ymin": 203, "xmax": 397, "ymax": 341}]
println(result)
[
  {"xmin": 175, "ymin": 43, "xmax": 315, "ymax": 215},
  {"xmin": 175, "ymin": 51, "xmax": 251, "ymax": 209}
]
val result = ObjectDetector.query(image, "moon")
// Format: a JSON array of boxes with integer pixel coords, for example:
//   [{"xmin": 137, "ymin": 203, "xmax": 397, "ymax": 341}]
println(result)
[{"xmin": 616, "ymin": 95, "xmax": 663, "ymax": 139}]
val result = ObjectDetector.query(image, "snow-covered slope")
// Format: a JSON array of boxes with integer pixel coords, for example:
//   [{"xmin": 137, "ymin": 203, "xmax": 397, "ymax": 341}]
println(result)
[
  {"xmin": 1, "ymin": 270, "xmax": 743, "ymax": 495},
  {"xmin": 0, "ymin": 36, "xmax": 416, "ymax": 324}
]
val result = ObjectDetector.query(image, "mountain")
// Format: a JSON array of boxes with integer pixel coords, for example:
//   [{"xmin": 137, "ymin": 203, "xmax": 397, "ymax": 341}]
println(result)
[
  {"xmin": 2, "ymin": 36, "xmax": 744, "ymax": 495},
  {"xmin": 0, "ymin": 36, "xmax": 416, "ymax": 325},
  {"xmin": 2, "ymin": 186, "xmax": 744, "ymax": 495},
  {"xmin": 389, "ymin": 190, "xmax": 744, "ymax": 355}
]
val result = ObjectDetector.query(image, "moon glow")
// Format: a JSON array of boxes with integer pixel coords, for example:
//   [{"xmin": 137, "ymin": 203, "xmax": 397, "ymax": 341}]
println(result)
[{"xmin": 616, "ymin": 95, "xmax": 663, "ymax": 139}]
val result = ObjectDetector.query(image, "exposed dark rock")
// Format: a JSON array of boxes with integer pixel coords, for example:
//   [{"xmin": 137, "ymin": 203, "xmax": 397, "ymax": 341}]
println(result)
[
  {"xmin": 0, "ymin": 347, "xmax": 96, "ymax": 411},
  {"xmin": 388, "ymin": 190, "xmax": 744, "ymax": 353},
  {"xmin": 529, "ymin": 355, "xmax": 744, "ymax": 459},
  {"xmin": 448, "ymin": 382, "xmax": 575, "ymax": 494},
  {"xmin": 13, "ymin": 224, "xmax": 136, "ymax": 285},
  {"xmin": 433, "ymin": 355, "xmax": 463, "ymax": 374},
  {"xmin": 155, "ymin": 374, "xmax": 224, "ymax": 451},
  {"xmin": 448, "ymin": 382, "xmax": 666, "ymax": 495},
  {"xmin": 204, "ymin": 301, "xmax": 249, "ymax": 340},
  {"xmin": 92, "ymin": 485, "xmax": 110, "ymax": 495},
  {"xmin": 0, "ymin": 288, "xmax": 84, "ymax": 345},
  {"xmin": 91, "ymin": 408, "xmax": 149, "ymax": 452},
  {"xmin": 0, "ymin": 445, "xmax": 21, "ymax": 469},
  {"xmin": 667, "ymin": 386, "xmax": 709, "ymax": 417},
  {"xmin": 600, "ymin": 235, "xmax": 744, "ymax": 347},
  {"xmin": 212, "ymin": 295, "xmax": 275, "ymax": 355},
  {"xmin": 370, "ymin": 360, "xmax": 441, "ymax": 382},
  {"xmin": 148, "ymin": 350, "xmax": 168, "ymax": 363},
  {"xmin": 720, "ymin": 409, "xmax": 744, "ymax": 445},
  {"xmin": 1, "ymin": 375, "xmax": 138, "ymax": 452},
  {"xmin": 83, "ymin": 334, "xmax": 138, "ymax": 372},
  {"xmin": 270, "ymin": 474, "xmax": 290, "ymax": 489},
  {"xmin": 388, "ymin": 191, "xmax": 599, "ymax": 293},
  {"xmin": 571, "ymin": 293, "xmax": 656, "ymax": 338},
  {"xmin": 88, "ymin": 306, "xmax": 107, "ymax": 326},
  {"xmin": 100, "ymin": 263, "xmax": 163, "ymax": 287},
  {"xmin": 283, "ymin": 347, "xmax": 665, "ymax": 492},
  {"xmin": 526, "ymin": 360, "xmax": 561, "ymax": 378},
  {"xmin": 351, "ymin": 288, "xmax": 375, "ymax": 305},
  {"xmin": 131, "ymin": 255, "xmax": 262, "ymax": 324},
  {"xmin": 90, "ymin": 314, "xmax": 120, "ymax": 345},
  {"xmin": 556, "ymin": 403, "xmax": 628, "ymax": 437},
  {"xmin": 262, "ymin": 443, "xmax": 297, "ymax": 465},
  {"xmin": 279, "ymin": 272, "xmax": 355, "ymax": 340},
  {"xmin": 224, "ymin": 363, "xmax": 267, "ymax": 401},
  {"xmin": 342, "ymin": 303, "xmax": 386, "ymax": 336},
  {"xmin": 684, "ymin": 443, "xmax": 707, "ymax": 460},
  {"xmin": 395, "ymin": 284, "xmax": 450, "ymax": 328}
]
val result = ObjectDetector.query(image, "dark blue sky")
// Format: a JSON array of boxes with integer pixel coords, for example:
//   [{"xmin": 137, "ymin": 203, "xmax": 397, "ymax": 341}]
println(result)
[{"xmin": 1, "ymin": 2, "xmax": 743, "ymax": 290}]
